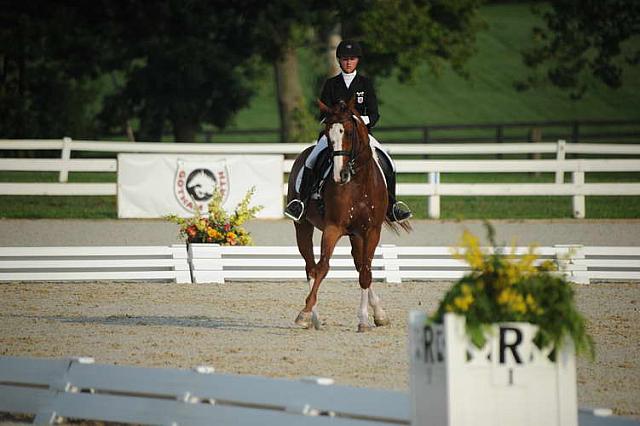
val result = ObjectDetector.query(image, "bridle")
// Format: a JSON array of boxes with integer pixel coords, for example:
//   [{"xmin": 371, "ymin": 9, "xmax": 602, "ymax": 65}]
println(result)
[{"xmin": 327, "ymin": 115, "xmax": 366, "ymax": 177}]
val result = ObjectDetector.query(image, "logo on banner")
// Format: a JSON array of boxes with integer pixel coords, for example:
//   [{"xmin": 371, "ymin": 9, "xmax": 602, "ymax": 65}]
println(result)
[{"xmin": 174, "ymin": 160, "xmax": 229, "ymax": 213}]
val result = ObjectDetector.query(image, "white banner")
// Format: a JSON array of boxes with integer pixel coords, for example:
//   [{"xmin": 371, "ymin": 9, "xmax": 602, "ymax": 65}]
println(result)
[{"xmin": 117, "ymin": 154, "xmax": 283, "ymax": 219}]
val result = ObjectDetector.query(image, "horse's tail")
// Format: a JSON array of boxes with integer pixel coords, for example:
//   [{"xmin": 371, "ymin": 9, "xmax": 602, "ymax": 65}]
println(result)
[{"xmin": 384, "ymin": 218, "xmax": 413, "ymax": 234}]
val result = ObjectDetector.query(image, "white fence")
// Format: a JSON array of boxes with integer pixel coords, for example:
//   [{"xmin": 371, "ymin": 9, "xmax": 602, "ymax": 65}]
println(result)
[
  {"xmin": 1, "ymin": 244, "xmax": 639, "ymax": 285},
  {"xmin": 0, "ymin": 245, "xmax": 191, "ymax": 283},
  {"xmin": 0, "ymin": 356, "xmax": 409, "ymax": 425},
  {"xmin": 1, "ymin": 138, "xmax": 640, "ymax": 218},
  {"xmin": 0, "ymin": 354, "xmax": 629, "ymax": 425}
]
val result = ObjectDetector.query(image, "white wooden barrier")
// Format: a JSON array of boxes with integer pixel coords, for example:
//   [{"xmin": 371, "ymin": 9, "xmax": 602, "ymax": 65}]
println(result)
[
  {"xmin": 2, "ymin": 138, "xmax": 640, "ymax": 219},
  {"xmin": 0, "ymin": 244, "xmax": 638, "ymax": 285},
  {"xmin": 0, "ymin": 245, "xmax": 191, "ymax": 283},
  {"xmin": 0, "ymin": 356, "xmax": 409, "ymax": 425},
  {"xmin": 186, "ymin": 244, "xmax": 640, "ymax": 285}
]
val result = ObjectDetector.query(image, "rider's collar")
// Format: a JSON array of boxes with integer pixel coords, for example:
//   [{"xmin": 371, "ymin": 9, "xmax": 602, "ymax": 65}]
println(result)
[{"xmin": 341, "ymin": 70, "xmax": 357, "ymax": 88}]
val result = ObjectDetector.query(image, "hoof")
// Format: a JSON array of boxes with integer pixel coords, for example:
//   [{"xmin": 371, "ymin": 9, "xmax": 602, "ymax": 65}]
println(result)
[
  {"xmin": 295, "ymin": 311, "xmax": 313, "ymax": 329},
  {"xmin": 374, "ymin": 317, "xmax": 390, "ymax": 327},
  {"xmin": 357, "ymin": 323, "xmax": 372, "ymax": 333},
  {"xmin": 311, "ymin": 313, "xmax": 322, "ymax": 330}
]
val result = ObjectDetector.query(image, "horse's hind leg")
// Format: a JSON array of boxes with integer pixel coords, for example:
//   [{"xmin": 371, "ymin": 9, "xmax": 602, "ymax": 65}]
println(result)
[
  {"xmin": 369, "ymin": 285, "xmax": 390, "ymax": 327},
  {"xmin": 360, "ymin": 230, "xmax": 390, "ymax": 331},
  {"xmin": 294, "ymin": 221, "xmax": 321, "ymax": 329}
]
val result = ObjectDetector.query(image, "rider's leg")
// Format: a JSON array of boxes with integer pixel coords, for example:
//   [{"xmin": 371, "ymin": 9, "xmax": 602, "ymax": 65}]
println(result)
[
  {"xmin": 371, "ymin": 136, "xmax": 412, "ymax": 223},
  {"xmin": 284, "ymin": 135, "xmax": 327, "ymax": 221}
]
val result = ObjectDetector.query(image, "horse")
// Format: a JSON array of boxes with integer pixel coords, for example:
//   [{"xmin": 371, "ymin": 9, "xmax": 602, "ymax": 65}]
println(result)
[{"xmin": 287, "ymin": 98, "xmax": 411, "ymax": 332}]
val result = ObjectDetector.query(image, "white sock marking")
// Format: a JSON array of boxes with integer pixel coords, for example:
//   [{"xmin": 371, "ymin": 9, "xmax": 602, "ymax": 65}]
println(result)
[{"xmin": 358, "ymin": 288, "xmax": 369, "ymax": 325}]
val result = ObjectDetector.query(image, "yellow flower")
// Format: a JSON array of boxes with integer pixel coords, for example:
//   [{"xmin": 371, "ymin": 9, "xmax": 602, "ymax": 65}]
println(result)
[
  {"xmin": 207, "ymin": 228, "xmax": 221, "ymax": 239},
  {"xmin": 453, "ymin": 293, "xmax": 474, "ymax": 312}
]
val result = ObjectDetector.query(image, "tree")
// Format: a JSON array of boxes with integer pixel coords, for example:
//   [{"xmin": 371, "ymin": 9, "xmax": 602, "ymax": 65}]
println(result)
[
  {"xmin": 519, "ymin": 0, "xmax": 640, "ymax": 98},
  {"xmin": 98, "ymin": 1, "xmax": 261, "ymax": 142},
  {"xmin": 244, "ymin": 1, "xmax": 335, "ymax": 143},
  {"xmin": 1, "ymin": 1, "xmax": 262, "ymax": 142},
  {"xmin": 251, "ymin": 0, "xmax": 484, "ymax": 142},
  {"xmin": 338, "ymin": 0, "xmax": 485, "ymax": 82},
  {"xmin": 0, "ymin": 1, "xmax": 105, "ymax": 138}
]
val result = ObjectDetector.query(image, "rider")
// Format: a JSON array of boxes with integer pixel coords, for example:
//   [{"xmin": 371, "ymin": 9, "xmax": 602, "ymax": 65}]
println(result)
[{"xmin": 284, "ymin": 40, "xmax": 412, "ymax": 224}]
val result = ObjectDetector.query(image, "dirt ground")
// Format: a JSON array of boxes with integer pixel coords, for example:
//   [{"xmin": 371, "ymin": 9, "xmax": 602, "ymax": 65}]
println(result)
[{"xmin": 0, "ymin": 279, "xmax": 638, "ymax": 420}]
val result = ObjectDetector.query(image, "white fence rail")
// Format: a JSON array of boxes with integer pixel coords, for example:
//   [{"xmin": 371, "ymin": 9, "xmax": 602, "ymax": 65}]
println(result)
[
  {"xmin": 0, "ymin": 354, "xmax": 632, "ymax": 425},
  {"xmin": 1, "ymin": 244, "xmax": 638, "ymax": 285},
  {"xmin": 1, "ymin": 138, "xmax": 640, "ymax": 218},
  {"xmin": 0, "ymin": 245, "xmax": 191, "ymax": 283},
  {"xmin": 0, "ymin": 356, "xmax": 409, "ymax": 425}
]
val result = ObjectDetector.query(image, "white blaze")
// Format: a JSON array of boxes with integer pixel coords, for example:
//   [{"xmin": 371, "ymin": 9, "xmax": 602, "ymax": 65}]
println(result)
[{"xmin": 329, "ymin": 123, "xmax": 345, "ymax": 182}]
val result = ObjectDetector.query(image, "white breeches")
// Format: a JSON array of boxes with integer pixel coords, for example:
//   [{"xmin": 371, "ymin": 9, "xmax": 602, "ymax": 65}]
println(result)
[{"xmin": 296, "ymin": 134, "xmax": 394, "ymax": 192}]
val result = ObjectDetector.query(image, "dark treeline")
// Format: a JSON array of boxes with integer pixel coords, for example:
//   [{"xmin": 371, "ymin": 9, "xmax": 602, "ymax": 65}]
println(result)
[{"xmin": 1, "ymin": 0, "xmax": 637, "ymax": 142}]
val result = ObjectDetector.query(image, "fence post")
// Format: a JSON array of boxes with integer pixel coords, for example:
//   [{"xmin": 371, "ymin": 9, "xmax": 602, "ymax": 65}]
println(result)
[
  {"xmin": 381, "ymin": 244, "xmax": 401, "ymax": 283},
  {"xmin": 572, "ymin": 171, "xmax": 585, "ymax": 219},
  {"xmin": 59, "ymin": 137, "xmax": 72, "ymax": 183},
  {"xmin": 428, "ymin": 172, "xmax": 441, "ymax": 219},
  {"xmin": 555, "ymin": 139, "xmax": 566, "ymax": 184},
  {"xmin": 554, "ymin": 244, "xmax": 588, "ymax": 284},
  {"xmin": 170, "ymin": 244, "xmax": 192, "ymax": 284},
  {"xmin": 188, "ymin": 243, "xmax": 224, "ymax": 284}
]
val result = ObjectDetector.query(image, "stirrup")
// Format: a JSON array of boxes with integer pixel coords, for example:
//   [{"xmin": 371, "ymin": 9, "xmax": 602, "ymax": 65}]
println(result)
[
  {"xmin": 392, "ymin": 201, "xmax": 412, "ymax": 223},
  {"xmin": 284, "ymin": 199, "xmax": 305, "ymax": 222}
]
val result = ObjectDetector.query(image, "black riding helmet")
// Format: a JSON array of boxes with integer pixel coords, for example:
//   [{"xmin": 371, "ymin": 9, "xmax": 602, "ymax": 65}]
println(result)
[{"xmin": 336, "ymin": 40, "xmax": 363, "ymax": 58}]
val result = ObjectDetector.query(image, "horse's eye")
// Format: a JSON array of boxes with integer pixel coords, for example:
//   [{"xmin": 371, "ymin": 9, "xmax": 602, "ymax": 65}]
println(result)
[{"xmin": 340, "ymin": 129, "xmax": 344, "ymax": 133}]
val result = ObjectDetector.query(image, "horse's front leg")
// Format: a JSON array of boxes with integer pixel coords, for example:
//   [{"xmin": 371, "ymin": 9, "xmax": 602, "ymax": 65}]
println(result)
[
  {"xmin": 350, "ymin": 235, "xmax": 372, "ymax": 332},
  {"xmin": 294, "ymin": 221, "xmax": 321, "ymax": 329},
  {"xmin": 295, "ymin": 225, "xmax": 341, "ymax": 329},
  {"xmin": 357, "ymin": 229, "xmax": 386, "ymax": 332}
]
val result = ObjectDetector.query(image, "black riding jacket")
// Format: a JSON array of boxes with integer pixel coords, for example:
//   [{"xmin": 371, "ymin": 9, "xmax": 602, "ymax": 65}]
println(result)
[{"xmin": 319, "ymin": 73, "xmax": 379, "ymax": 130}]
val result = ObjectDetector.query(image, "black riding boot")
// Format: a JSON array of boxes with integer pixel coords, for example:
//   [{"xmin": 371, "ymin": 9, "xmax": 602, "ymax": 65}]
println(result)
[
  {"xmin": 285, "ymin": 167, "xmax": 315, "ymax": 222},
  {"xmin": 381, "ymin": 159, "xmax": 412, "ymax": 223}
]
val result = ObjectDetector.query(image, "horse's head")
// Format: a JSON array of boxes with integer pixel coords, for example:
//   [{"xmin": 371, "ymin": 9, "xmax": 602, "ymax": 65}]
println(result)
[{"xmin": 319, "ymin": 98, "xmax": 368, "ymax": 185}]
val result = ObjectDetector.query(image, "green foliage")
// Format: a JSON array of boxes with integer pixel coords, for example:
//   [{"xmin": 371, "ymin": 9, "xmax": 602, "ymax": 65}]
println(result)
[
  {"xmin": 166, "ymin": 187, "xmax": 262, "ymax": 245},
  {"xmin": 346, "ymin": 0, "xmax": 485, "ymax": 82},
  {"xmin": 431, "ymin": 223, "xmax": 595, "ymax": 359},
  {"xmin": 0, "ymin": 2, "xmax": 106, "ymax": 138},
  {"xmin": 519, "ymin": 0, "xmax": 640, "ymax": 98}
]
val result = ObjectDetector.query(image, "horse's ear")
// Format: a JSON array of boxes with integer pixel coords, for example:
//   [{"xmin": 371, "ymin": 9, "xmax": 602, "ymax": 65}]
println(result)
[{"xmin": 318, "ymin": 99, "xmax": 330, "ymax": 115}]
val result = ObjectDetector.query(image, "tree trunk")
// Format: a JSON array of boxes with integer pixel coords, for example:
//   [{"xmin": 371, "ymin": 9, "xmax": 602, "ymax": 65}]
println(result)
[
  {"xmin": 325, "ymin": 25, "xmax": 341, "ymax": 77},
  {"xmin": 171, "ymin": 116, "xmax": 199, "ymax": 143},
  {"xmin": 138, "ymin": 107, "xmax": 165, "ymax": 142},
  {"xmin": 274, "ymin": 46, "xmax": 310, "ymax": 143}
]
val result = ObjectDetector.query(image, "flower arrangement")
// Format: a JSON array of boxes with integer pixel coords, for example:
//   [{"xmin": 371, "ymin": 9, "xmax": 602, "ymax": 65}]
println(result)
[
  {"xmin": 166, "ymin": 187, "xmax": 262, "ymax": 246},
  {"xmin": 431, "ymin": 223, "xmax": 594, "ymax": 358}
]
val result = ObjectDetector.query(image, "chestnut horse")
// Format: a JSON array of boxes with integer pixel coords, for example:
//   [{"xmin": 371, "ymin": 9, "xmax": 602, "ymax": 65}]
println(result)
[{"xmin": 288, "ymin": 99, "xmax": 410, "ymax": 332}]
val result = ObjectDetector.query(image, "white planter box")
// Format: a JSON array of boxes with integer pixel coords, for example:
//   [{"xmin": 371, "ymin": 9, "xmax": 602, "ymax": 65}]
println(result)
[
  {"xmin": 409, "ymin": 312, "xmax": 577, "ymax": 426},
  {"xmin": 188, "ymin": 243, "xmax": 223, "ymax": 283}
]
